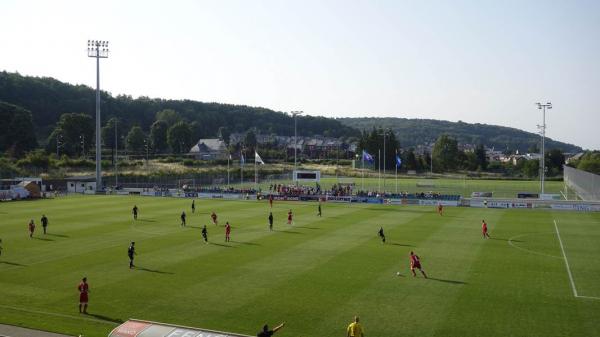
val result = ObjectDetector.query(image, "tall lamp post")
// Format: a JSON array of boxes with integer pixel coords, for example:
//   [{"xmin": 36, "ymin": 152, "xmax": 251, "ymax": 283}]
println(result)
[
  {"xmin": 291, "ymin": 111, "xmax": 303, "ymax": 179},
  {"xmin": 536, "ymin": 102, "xmax": 552, "ymax": 195},
  {"xmin": 88, "ymin": 40, "xmax": 109, "ymax": 192},
  {"xmin": 379, "ymin": 128, "xmax": 391, "ymax": 193}
]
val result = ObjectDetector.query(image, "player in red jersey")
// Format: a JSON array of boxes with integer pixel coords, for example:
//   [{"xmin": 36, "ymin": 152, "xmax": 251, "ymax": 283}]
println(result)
[
  {"xmin": 482, "ymin": 220, "xmax": 490, "ymax": 239},
  {"xmin": 78, "ymin": 277, "xmax": 90, "ymax": 314},
  {"xmin": 287, "ymin": 210, "xmax": 293, "ymax": 225},
  {"xmin": 269, "ymin": 194, "xmax": 273, "ymax": 209},
  {"xmin": 225, "ymin": 222, "xmax": 231, "ymax": 242},
  {"xmin": 28, "ymin": 219, "xmax": 35, "ymax": 238},
  {"xmin": 211, "ymin": 211, "xmax": 218, "ymax": 225},
  {"xmin": 437, "ymin": 203, "xmax": 443, "ymax": 216},
  {"xmin": 410, "ymin": 251, "xmax": 427, "ymax": 278}
]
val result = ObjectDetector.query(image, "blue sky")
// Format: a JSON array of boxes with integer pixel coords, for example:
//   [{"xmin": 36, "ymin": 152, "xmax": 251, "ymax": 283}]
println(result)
[{"xmin": 1, "ymin": 0, "xmax": 599, "ymax": 150}]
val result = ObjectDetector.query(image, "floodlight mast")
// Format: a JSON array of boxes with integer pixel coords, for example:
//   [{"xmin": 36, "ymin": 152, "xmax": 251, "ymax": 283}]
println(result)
[
  {"xmin": 87, "ymin": 40, "xmax": 109, "ymax": 192},
  {"xmin": 536, "ymin": 102, "xmax": 552, "ymax": 195},
  {"xmin": 291, "ymin": 111, "xmax": 303, "ymax": 176}
]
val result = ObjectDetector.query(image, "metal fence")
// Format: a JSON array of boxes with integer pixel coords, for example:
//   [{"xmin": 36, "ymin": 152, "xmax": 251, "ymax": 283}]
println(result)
[{"xmin": 564, "ymin": 165, "xmax": 600, "ymax": 201}]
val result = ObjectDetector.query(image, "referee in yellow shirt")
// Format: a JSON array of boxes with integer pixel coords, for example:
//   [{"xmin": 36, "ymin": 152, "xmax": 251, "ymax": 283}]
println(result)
[{"xmin": 347, "ymin": 316, "xmax": 364, "ymax": 337}]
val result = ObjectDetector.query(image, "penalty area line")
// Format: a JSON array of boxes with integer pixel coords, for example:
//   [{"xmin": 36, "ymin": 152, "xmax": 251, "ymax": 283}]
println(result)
[
  {"xmin": 553, "ymin": 219, "xmax": 600, "ymax": 301},
  {"xmin": 554, "ymin": 219, "xmax": 579, "ymax": 297}
]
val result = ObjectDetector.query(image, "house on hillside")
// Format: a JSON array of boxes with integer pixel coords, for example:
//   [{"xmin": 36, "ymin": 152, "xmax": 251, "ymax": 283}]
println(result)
[{"xmin": 189, "ymin": 139, "xmax": 228, "ymax": 160}]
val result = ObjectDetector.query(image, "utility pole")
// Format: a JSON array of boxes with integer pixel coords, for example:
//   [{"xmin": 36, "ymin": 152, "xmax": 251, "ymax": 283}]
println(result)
[
  {"xmin": 536, "ymin": 102, "xmax": 552, "ymax": 195},
  {"xmin": 87, "ymin": 40, "xmax": 109, "ymax": 192},
  {"xmin": 115, "ymin": 119, "xmax": 118, "ymax": 188}
]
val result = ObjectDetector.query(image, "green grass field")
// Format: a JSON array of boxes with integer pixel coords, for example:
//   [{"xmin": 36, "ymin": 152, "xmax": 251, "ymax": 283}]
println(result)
[
  {"xmin": 1, "ymin": 195, "xmax": 599, "ymax": 337},
  {"xmin": 237, "ymin": 176, "xmax": 566, "ymax": 199}
]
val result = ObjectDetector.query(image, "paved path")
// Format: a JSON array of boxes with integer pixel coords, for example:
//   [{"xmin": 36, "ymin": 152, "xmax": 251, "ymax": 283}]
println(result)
[{"xmin": 0, "ymin": 324, "xmax": 73, "ymax": 337}]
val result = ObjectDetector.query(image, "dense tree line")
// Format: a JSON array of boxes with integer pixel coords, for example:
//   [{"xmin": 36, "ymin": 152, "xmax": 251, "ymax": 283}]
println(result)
[
  {"xmin": 0, "ymin": 102, "xmax": 37, "ymax": 156},
  {"xmin": 340, "ymin": 117, "xmax": 581, "ymax": 154},
  {"xmin": 0, "ymin": 71, "xmax": 357, "ymax": 153}
]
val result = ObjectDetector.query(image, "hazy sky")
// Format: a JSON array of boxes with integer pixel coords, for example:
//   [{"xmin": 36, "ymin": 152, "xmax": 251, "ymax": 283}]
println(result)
[{"xmin": 1, "ymin": 0, "xmax": 599, "ymax": 149}]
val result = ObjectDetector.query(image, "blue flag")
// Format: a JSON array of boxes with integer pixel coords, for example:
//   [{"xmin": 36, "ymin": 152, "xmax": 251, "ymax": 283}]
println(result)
[
  {"xmin": 362, "ymin": 150, "xmax": 374, "ymax": 163},
  {"xmin": 396, "ymin": 155, "xmax": 402, "ymax": 168}
]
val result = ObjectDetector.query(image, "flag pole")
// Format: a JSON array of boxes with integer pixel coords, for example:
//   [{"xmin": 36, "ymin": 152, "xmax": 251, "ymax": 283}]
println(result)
[
  {"xmin": 378, "ymin": 149, "xmax": 381, "ymax": 193},
  {"xmin": 227, "ymin": 153, "xmax": 230, "ymax": 186},
  {"xmin": 395, "ymin": 149, "xmax": 398, "ymax": 195},
  {"xmin": 240, "ymin": 149, "xmax": 244, "ymax": 189},
  {"xmin": 254, "ymin": 150, "xmax": 258, "ymax": 191},
  {"xmin": 361, "ymin": 151, "xmax": 364, "ymax": 192}
]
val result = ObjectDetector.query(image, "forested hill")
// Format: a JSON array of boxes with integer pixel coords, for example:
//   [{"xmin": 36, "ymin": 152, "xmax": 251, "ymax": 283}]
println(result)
[
  {"xmin": 0, "ymin": 71, "xmax": 357, "ymax": 144},
  {"xmin": 338, "ymin": 117, "xmax": 582, "ymax": 153}
]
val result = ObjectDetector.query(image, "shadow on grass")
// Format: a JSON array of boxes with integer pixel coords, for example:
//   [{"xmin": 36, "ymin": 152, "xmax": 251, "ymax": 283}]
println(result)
[
  {"xmin": 427, "ymin": 277, "xmax": 467, "ymax": 285},
  {"xmin": 0, "ymin": 261, "xmax": 25, "ymax": 267},
  {"xmin": 390, "ymin": 243, "xmax": 414, "ymax": 247},
  {"xmin": 296, "ymin": 226, "xmax": 320, "ymax": 230},
  {"xmin": 33, "ymin": 237, "xmax": 54, "ymax": 241},
  {"xmin": 277, "ymin": 230, "xmax": 303, "ymax": 234},
  {"xmin": 137, "ymin": 219, "xmax": 157, "ymax": 223},
  {"xmin": 230, "ymin": 240, "xmax": 261, "ymax": 246},
  {"xmin": 46, "ymin": 233, "xmax": 70, "ymax": 238},
  {"xmin": 85, "ymin": 312, "xmax": 124, "ymax": 324},
  {"xmin": 210, "ymin": 242, "xmax": 234, "ymax": 248},
  {"xmin": 137, "ymin": 266, "xmax": 174, "ymax": 275}
]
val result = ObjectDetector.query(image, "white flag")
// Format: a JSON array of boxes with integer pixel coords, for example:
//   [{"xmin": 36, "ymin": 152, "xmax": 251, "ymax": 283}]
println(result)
[{"xmin": 255, "ymin": 151, "xmax": 265, "ymax": 165}]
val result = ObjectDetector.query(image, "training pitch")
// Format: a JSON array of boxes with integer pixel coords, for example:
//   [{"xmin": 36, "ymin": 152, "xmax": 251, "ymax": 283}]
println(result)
[{"xmin": 0, "ymin": 195, "xmax": 599, "ymax": 337}]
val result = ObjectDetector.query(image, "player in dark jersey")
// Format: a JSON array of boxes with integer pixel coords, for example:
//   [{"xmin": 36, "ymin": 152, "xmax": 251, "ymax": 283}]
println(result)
[
  {"xmin": 268, "ymin": 212, "xmax": 274, "ymax": 231},
  {"xmin": 191, "ymin": 199, "xmax": 196, "ymax": 213},
  {"xmin": 258, "ymin": 322, "xmax": 285, "ymax": 337},
  {"xmin": 78, "ymin": 277, "xmax": 90, "ymax": 314},
  {"xmin": 201, "ymin": 224, "xmax": 208, "ymax": 243},
  {"xmin": 128, "ymin": 242, "xmax": 136, "ymax": 269},
  {"xmin": 318, "ymin": 202, "xmax": 322, "ymax": 217},
  {"xmin": 28, "ymin": 219, "xmax": 35, "ymax": 238},
  {"xmin": 0, "ymin": 238, "xmax": 3, "ymax": 257},
  {"xmin": 180, "ymin": 211, "xmax": 187, "ymax": 227},
  {"xmin": 410, "ymin": 251, "xmax": 427, "ymax": 278},
  {"xmin": 378, "ymin": 227, "xmax": 386, "ymax": 243},
  {"xmin": 132, "ymin": 205, "xmax": 138, "ymax": 220},
  {"xmin": 41, "ymin": 214, "xmax": 49, "ymax": 234},
  {"xmin": 482, "ymin": 220, "xmax": 490, "ymax": 239}
]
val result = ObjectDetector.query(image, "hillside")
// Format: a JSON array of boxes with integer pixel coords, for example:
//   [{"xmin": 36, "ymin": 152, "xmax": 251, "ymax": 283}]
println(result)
[
  {"xmin": 0, "ymin": 71, "xmax": 357, "ymax": 145},
  {"xmin": 338, "ymin": 117, "xmax": 582, "ymax": 153}
]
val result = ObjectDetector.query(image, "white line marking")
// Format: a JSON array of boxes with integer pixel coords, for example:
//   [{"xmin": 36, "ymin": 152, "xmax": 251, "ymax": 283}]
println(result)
[
  {"xmin": 577, "ymin": 295, "xmax": 600, "ymax": 300},
  {"xmin": 507, "ymin": 232, "xmax": 562, "ymax": 259},
  {"xmin": 553, "ymin": 219, "xmax": 579, "ymax": 297},
  {"xmin": 0, "ymin": 304, "xmax": 118, "ymax": 325}
]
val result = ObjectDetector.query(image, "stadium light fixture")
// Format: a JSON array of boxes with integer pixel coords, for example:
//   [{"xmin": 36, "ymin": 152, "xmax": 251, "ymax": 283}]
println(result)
[
  {"xmin": 536, "ymin": 101, "xmax": 552, "ymax": 195},
  {"xmin": 291, "ymin": 111, "xmax": 303, "ymax": 177},
  {"xmin": 87, "ymin": 40, "xmax": 109, "ymax": 192}
]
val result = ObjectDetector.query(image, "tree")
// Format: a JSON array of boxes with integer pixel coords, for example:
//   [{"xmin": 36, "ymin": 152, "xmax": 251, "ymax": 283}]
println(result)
[
  {"xmin": 150, "ymin": 120, "xmax": 169, "ymax": 153},
  {"xmin": 167, "ymin": 121, "xmax": 193, "ymax": 154},
  {"xmin": 546, "ymin": 148, "xmax": 565, "ymax": 176},
  {"xmin": 46, "ymin": 113, "xmax": 94, "ymax": 157},
  {"xmin": 403, "ymin": 149, "xmax": 417, "ymax": 171},
  {"xmin": 126, "ymin": 126, "xmax": 146, "ymax": 153},
  {"xmin": 474, "ymin": 144, "xmax": 488, "ymax": 170},
  {"xmin": 244, "ymin": 129, "xmax": 257, "ymax": 150},
  {"xmin": 0, "ymin": 102, "xmax": 37, "ymax": 156},
  {"xmin": 432, "ymin": 135, "xmax": 460, "ymax": 172},
  {"xmin": 218, "ymin": 126, "xmax": 231, "ymax": 145},
  {"xmin": 576, "ymin": 151, "xmax": 600, "ymax": 175},
  {"xmin": 155, "ymin": 109, "xmax": 182, "ymax": 127},
  {"xmin": 522, "ymin": 159, "xmax": 539, "ymax": 177},
  {"xmin": 101, "ymin": 118, "xmax": 123, "ymax": 163}
]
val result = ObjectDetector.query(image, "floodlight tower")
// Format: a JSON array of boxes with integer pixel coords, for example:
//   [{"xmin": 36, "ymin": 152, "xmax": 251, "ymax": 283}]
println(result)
[
  {"xmin": 291, "ymin": 111, "xmax": 303, "ymax": 174},
  {"xmin": 536, "ymin": 102, "xmax": 552, "ymax": 195},
  {"xmin": 87, "ymin": 40, "xmax": 109, "ymax": 192}
]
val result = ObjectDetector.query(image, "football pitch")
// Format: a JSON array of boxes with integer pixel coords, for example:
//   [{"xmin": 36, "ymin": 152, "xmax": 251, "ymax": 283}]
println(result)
[{"xmin": 0, "ymin": 196, "xmax": 599, "ymax": 337}]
